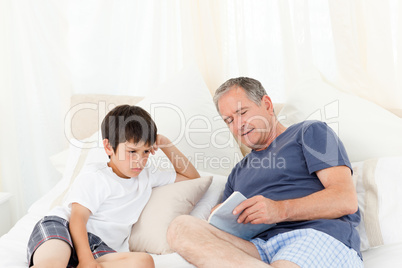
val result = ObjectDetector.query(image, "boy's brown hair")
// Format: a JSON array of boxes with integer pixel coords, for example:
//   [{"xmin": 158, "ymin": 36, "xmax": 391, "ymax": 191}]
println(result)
[{"xmin": 101, "ymin": 105, "xmax": 157, "ymax": 152}]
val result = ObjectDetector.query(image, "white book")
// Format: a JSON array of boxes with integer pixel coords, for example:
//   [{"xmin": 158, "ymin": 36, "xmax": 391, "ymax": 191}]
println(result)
[{"xmin": 208, "ymin": 191, "xmax": 275, "ymax": 240}]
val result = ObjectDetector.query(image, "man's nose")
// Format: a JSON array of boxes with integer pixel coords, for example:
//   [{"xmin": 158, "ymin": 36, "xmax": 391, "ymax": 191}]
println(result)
[{"xmin": 234, "ymin": 118, "xmax": 245, "ymax": 134}]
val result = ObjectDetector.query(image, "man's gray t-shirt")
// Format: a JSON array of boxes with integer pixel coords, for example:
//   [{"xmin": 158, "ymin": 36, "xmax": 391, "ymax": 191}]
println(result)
[{"xmin": 223, "ymin": 120, "xmax": 361, "ymax": 257}]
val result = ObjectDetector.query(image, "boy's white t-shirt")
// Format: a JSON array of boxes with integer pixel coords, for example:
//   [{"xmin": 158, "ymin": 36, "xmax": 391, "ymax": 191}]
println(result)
[{"xmin": 49, "ymin": 162, "xmax": 176, "ymax": 252}]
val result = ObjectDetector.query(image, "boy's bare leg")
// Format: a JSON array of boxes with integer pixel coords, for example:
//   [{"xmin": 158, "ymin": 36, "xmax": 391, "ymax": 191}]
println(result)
[
  {"xmin": 167, "ymin": 215, "xmax": 271, "ymax": 268},
  {"xmin": 97, "ymin": 252, "xmax": 154, "ymax": 268},
  {"xmin": 32, "ymin": 239, "xmax": 71, "ymax": 268}
]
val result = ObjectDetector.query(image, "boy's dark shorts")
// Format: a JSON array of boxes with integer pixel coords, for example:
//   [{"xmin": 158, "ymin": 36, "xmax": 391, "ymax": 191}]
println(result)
[{"xmin": 27, "ymin": 215, "xmax": 116, "ymax": 267}]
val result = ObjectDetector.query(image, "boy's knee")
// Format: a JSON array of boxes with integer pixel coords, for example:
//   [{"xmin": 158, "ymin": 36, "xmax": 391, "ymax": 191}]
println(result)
[{"xmin": 135, "ymin": 253, "xmax": 154, "ymax": 268}]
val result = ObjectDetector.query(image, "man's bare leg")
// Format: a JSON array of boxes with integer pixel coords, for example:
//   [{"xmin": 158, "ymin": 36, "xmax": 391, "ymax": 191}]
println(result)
[{"xmin": 167, "ymin": 215, "xmax": 271, "ymax": 268}]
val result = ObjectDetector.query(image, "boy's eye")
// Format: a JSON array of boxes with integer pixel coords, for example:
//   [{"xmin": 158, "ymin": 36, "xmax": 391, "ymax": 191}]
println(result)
[
  {"xmin": 144, "ymin": 150, "xmax": 150, "ymax": 154},
  {"xmin": 129, "ymin": 151, "xmax": 136, "ymax": 154}
]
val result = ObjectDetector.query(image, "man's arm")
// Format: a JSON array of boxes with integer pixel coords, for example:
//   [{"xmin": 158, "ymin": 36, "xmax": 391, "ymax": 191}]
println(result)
[
  {"xmin": 69, "ymin": 203, "xmax": 101, "ymax": 268},
  {"xmin": 211, "ymin": 203, "xmax": 221, "ymax": 214},
  {"xmin": 235, "ymin": 165, "xmax": 358, "ymax": 224},
  {"xmin": 152, "ymin": 134, "xmax": 200, "ymax": 182}
]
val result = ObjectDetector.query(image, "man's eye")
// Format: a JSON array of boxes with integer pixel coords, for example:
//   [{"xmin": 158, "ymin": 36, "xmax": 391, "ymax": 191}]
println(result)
[
  {"xmin": 144, "ymin": 150, "xmax": 150, "ymax": 154},
  {"xmin": 225, "ymin": 118, "xmax": 233, "ymax": 124},
  {"xmin": 241, "ymin": 110, "xmax": 247, "ymax": 115},
  {"xmin": 129, "ymin": 151, "xmax": 136, "ymax": 154}
]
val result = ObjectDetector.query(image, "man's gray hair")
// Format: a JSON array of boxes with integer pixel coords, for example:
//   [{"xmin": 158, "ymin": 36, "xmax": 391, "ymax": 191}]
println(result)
[{"xmin": 213, "ymin": 77, "xmax": 267, "ymax": 113}]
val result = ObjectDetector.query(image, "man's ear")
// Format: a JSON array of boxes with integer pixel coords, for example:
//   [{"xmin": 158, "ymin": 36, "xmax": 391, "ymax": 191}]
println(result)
[
  {"xmin": 262, "ymin": 95, "xmax": 274, "ymax": 114},
  {"xmin": 103, "ymin": 139, "xmax": 114, "ymax": 156}
]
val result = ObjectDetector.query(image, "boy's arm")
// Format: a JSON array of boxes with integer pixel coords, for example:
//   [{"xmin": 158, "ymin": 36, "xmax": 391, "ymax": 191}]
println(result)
[
  {"xmin": 69, "ymin": 203, "xmax": 101, "ymax": 268},
  {"xmin": 153, "ymin": 134, "xmax": 200, "ymax": 182}
]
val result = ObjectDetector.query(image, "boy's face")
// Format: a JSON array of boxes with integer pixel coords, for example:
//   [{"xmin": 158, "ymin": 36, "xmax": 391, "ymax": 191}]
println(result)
[{"xmin": 105, "ymin": 140, "xmax": 152, "ymax": 179}]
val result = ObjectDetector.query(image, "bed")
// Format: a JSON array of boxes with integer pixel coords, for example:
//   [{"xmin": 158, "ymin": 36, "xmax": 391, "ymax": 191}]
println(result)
[{"xmin": 1, "ymin": 67, "xmax": 402, "ymax": 267}]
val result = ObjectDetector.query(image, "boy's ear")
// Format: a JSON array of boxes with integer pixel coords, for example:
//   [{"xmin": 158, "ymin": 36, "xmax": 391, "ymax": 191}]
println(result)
[{"xmin": 103, "ymin": 139, "xmax": 114, "ymax": 156}]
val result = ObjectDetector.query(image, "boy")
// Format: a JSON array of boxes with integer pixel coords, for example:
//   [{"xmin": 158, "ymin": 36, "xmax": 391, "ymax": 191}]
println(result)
[{"xmin": 27, "ymin": 105, "xmax": 200, "ymax": 268}]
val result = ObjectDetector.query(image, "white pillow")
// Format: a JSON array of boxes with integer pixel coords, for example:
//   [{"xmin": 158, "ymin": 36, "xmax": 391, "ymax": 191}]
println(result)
[
  {"xmin": 190, "ymin": 171, "xmax": 228, "ymax": 220},
  {"xmin": 49, "ymin": 149, "xmax": 70, "ymax": 175},
  {"xmin": 352, "ymin": 156, "xmax": 402, "ymax": 251},
  {"xmin": 278, "ymin": 69, "xmax": 402, "ymax": 162}
]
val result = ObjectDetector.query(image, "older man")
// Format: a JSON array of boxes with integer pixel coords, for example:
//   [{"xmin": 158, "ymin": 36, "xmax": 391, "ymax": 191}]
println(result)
[{"xmin": 167, "ymin": 77, "xmax": 362, "ymax": 268}]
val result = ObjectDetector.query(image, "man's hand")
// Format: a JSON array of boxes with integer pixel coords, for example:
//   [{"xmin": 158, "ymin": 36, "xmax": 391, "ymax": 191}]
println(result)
[{"xmin": 233, "ymin": 195, "xmax": 285, "ymax": 225}]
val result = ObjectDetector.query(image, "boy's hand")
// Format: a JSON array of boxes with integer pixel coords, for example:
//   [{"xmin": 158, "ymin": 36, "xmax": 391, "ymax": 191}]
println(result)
[
  {"xmin": 150, "ymin": 133, "xmax": 200, "ymax": 181},
  {"xmin": 151, "ymin": 134, "xmax": 171, "ymax": 155}
]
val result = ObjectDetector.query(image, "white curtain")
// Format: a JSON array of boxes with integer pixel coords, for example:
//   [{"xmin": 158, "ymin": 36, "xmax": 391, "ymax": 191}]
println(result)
[
  {"xmin": 1, "ymin": 0, "xmax": 401, "ymax": 224},
  {"xmin": 2, "ymin": 0, "xmax": 205, "ymax": 223},
  {"xmin": 329, "ymin": 0, "xmax": 402, "ymax": 111},
  {"xmin": 0, "ymin": 0, "xmax": 71, "ymax": 223},
  {"xmin": 67, "ymin": 0, "xmax": 289, "ymax": 100}
]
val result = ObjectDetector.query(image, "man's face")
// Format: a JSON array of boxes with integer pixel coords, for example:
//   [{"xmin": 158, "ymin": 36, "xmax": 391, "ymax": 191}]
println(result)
[{"xmin": 218, "ymin": 87, "xmax": 275, "ymax": 151}]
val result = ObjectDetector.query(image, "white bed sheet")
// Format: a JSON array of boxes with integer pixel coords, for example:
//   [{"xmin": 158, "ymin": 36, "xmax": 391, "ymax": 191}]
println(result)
[
  {"xmin": 362, "ymin": 243, "xmax": 402, "ymax": 267},
  {"xmin": 0, "ymin": 212, "xmax": 42, "ymax": 268},
  {"xmin": 3, "ymin": 211, "xmax": 402, "ymax": 267}
]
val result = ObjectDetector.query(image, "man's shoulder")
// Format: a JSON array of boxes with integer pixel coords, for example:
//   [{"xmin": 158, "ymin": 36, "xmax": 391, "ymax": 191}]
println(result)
[
  {"xmin": 286, "ymin": 120, "xmax": 331, "ymax": 137},
  {"xmin": 292, "ymin": 120, "xmax": 326, "ymax": 130}
]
